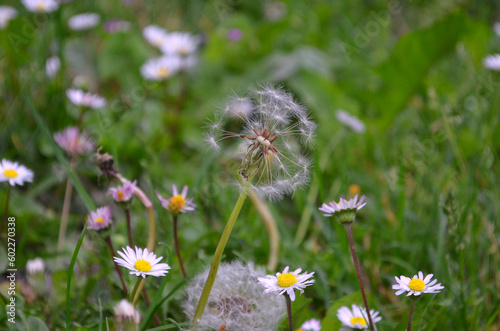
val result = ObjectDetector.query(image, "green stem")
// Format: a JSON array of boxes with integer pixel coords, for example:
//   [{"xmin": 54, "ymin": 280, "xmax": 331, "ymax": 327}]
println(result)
[
  {"xmin": 130, "ymin": 278, "xmax": 143, "ymax": 303},
  {"xmin": 57, "ymin": 157, "xmax": 77, "ymax": 258},
  {"xmin": 132, "ymin": 278, "xmax": 147, "ymax": 305},
  {"xmin": 192, "ymin": 181, "xmax": 251, "ymax": 323},
  {"xmin": 407, "ymin": 297, "xmax": 419, "ymax": 331},
  {"xmin": 2, "ymin": 185, "xmax": 11, "ymax": 242},
  {"xmin": 344, "ymin": 223, "xmax": 375, "ymax": 331},
  {"xmin": 125, "ymin": 208, "xmax": 134, "ymax": 247},
  {"xmin": 173, "ymin": 214, "xmax": 187, "ymax": 278},
  {"xmin": 286, "ymin": 294, "xmax": 294, "ymax": 331}
]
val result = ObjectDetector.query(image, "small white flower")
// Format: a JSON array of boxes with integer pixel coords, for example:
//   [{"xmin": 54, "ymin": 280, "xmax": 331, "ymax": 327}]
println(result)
[
  {"xmin": 337, "ymin": 304, "xmax": 382, "ymax": 329},
  {"xmin": 26, "ymin": 258, "xmax": 45, "ymax": 275},
  {"xmin": 0, "ymin": 159, "xmax": 34, "ymax": 186},
  {"xmin": 156, "ymin": 184, "xmax": 196, "ymax": 215},
  {"xmin": 336, "ymin": 110, "xmax": 365, "ymax": 133},
  {"xmin": 45, "ymin": 56, "xmax": 61, "ymax": 78},
  {"xmin": 53, "ymin": 126, "xmax": 94, "ymax": 156},
  {"xmin": 483, "ymin": 54, "xmax": 500, "ymax": 71},
  {"xmin": 140, "ymin": 56, "xmax": 181, "ymax": 81},
  {"xmin": 258, "ymin": 266, "xmax": 314, "ymax": 301},
  {"xmin": 108, "ymin": 180, "xmax": 137, "ymax": 203},
  {"xmin": 319, "ymin": 194, "xmax": 367, "ymax": 218},
  {"xmin": 160, "ymin": 31, "xmax": 200, "ymax": 57},
  {"xmin": 299, "ymin": 318, "xmax": 321, "ymax": 331},
  {"xmin": 87, "ymin": 206, "xmax": 113, "ymax": 230},
  {"xmin": 114, "ymin": 246, "xmax": 171, "ymax": 278},
  {"xmin": 393, "ymin": 271, "xmax": 444, "ymax": 296},
  {"xmin": 0, "ymin": 6, "xmax": 18, "ymax": 29},
  {"xmin": 68, "ymin": 13, "xmax": 100, "ymax": 31},
  {"xmin": 143, "ymin": 25, "xmax": 169, "ymax": 48},
  {"xmin": 114, "ymin": 299, "xmax": 141, "ymax": 323},
  {"xmin": 21, "ymin": 0, "xmax": 59, "ymax": 13},
  {"xmin": 66, "ymin": 88, "xmax": 106, "ymax": 109}
]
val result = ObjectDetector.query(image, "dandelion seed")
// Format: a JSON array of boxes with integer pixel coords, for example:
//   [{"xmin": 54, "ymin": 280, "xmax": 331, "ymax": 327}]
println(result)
[
  {"xmin": 21, "ymin": 0, "xmax": 59, "ymax": 13},
  {"xmin": 298, "ymin": 318, "xmax": 321, "ymax": 331},
  {"xmin": 393, "ymin": 271, "xmax": 444, "ymax": 296},
  {"xmin": 0, "ymin": 159, "xmax": 34, "ymax": 186},
  {"xmin": 109, "ymin": 180, "xmax": 136, "ymax": 203},
  {"xmin": 183, "ymin": 261, "xmax": 286, "ymax": 331},
  {"xmin": 156, "ymin": 184, "xmax": 196, "ymax": 215},
  {"xmin": 0, "ymin": 6, "xmax": 17, "ymax": 29},
  {"xmin": 87, "ymin": 206, "xmax": 113, "ymax": 231},
  {"xmin": 53, "ymin": 126, "xmax": 95, "ymax": 156},
  {"xmin": 113, "ymin": 246, "xmax": 171, "ymax": 278},
  {"xmin": 143, "ymin": 25, "xmax": 169, "ymax": 48},
  {"xmin": 258, "ymin": 266, "xmax": 315, "ymax": 302},
  {"xmin": 140, "ymin": 56, "xmax": 181, "ymax": 81},
  {"xmin": 337, "ymin": 305, "xmax": 382, "ymax": 330},
  {"xmin": 26, "ymin": 258, "xmax": 45, "ymax": 275},
  {"xmin": 68, "ymin": 13, "xmax": 100, "ymax": 31},
  {"xmin": 206, "ymin": 85, "xmax": 316, "ymax": 200},
  {"xmin": 66, "ymin": 88, "xmax": 106, "ymax": 109},
  {"xmin": 483, "ymin": 54, "xmax": 500, "ymax": 71},
  {"xmin": 336, "ymin": 110, "xmax": 365, "ymax": 133}
]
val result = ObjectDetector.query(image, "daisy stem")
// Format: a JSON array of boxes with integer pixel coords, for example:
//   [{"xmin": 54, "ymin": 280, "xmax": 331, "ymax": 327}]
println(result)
[
  {"xmin": 104, "ymin": 235, "xmax": 129, "ymax": 296},
  {"xmin": 407, "ymin": 297, "xmax": 419, "ymax": 331},
  {"xmin": 285, "ymin": 294, "xmax": 294, "ymax": 331},
  {"xmin": 57, "ymin": 157, "xmax": 76, "ymax": 258},
  {"xmin": 173, "ymin": 214, "xmax": 187, "ymax": 278},
  {"xmin": 131, "ymin": 277, "xmax": 147, "ymax": 305},
  {"xmin": 192, "ymin": 181, "xmax": 251, "ymax": 323},
  {"xmin": 2, "ymin": 185, "xmax": 11, "ymax": 242},
  {"xmin": 125, "ymin": 208, "xmax": 134, "ymax": 247},
  {"xmin": 344, "ymin": 223, "xmax": 375, "ymax": 331}
]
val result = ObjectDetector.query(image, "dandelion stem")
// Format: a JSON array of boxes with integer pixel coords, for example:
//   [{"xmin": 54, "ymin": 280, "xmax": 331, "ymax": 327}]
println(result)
[
  {"xmin": 2, "ymin": 185, "xmax": 11, "ymax": 242},
  {"xmin": 344, "ymin": 223, "xmax": 375, "ymax": 331},
  {"xmin": 132, "ymin": 278, "xmax": 147, "ymax": 305},
  {"xmin": 192, "ymin": 181, "xmax": 251, "ymax": 323},
  {"xmin": 407, "ymin": 297, "xmax": 419, "ymax": 331},
  {"xmin": 125, "ymin": 208, "xmax": 134, "ymax": 247},
  {"xmin": 173, "ymin": 214, "xmax": 187, "ymax": 278},
  {"xmin": 285, "ymin": 294, "xmax": 294, "ymax": 331},
  {"xmin": 104, "ymin": 235, "xmax": 129, "ymax": 296},
  {"xmin": 57, "ymin": 157, "xmax": 77, "ymax": 258}
]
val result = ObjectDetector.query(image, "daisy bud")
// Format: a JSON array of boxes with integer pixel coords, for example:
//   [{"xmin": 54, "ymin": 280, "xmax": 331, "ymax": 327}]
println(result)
[
  {"xmin": 114, "ymin": 299, "xmax": 140, "ymax": 329},
  {"xmin": 319, "ymin": 194, "xmax": 367, "ymax": 224},
  {"xmin": 156, "ymin": 184, "xmax": 196, "ymax": 216},
  {"xmin": 109, "ymin": 180, "xmax": 137, "ymax": 204},
  {"xmin": 87, "ymin": 206, "xmax": 113, "ymax": 231},
  {"xmin": 53, "ymin": 127, "xmax": 95, "ymax": 156}
]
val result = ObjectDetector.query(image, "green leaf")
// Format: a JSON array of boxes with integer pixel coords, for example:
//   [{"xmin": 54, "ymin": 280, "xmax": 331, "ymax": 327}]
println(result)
[{"xmin": 27, "ymin": 316, "xmax": 50, "ymax": 331}]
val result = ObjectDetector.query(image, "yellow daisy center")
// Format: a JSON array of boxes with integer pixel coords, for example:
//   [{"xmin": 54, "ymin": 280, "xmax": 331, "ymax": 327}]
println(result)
[
  {"xmin": 134, "ymin": 259, "xmax": 152, "ymax": 272},
  {"xmin": 95, "ymin": 217, "xmax": 104, "ymax": 224},
  {"xmin": 157, "ymin": 67, "xmax": 169, "ymax": 78},
  {"xmin": 349, "ymin": 184, "xmax": 361, "ymax": 195},
  {"xmin": 168, "ymin": 195, "xmax": 185, "ymax": 213},
  {"xmin": 36, "ymin": 2, "xmax": 46, "ymax": 11},
  {"xmin": 178, "ymin": 47, "xmax": 188, "ymax": 56},
  {"xmin": 408, "ymin": 278, "xmax": 425, "ymax": 292},
  {"xmin": 117, "ymin": 190, "xmax": 124, "ymax": 201},
  {"xmin": 296, "ymin": 329, "xmax": 304, "ymax": 331},
  {"xmin": 277, "ymin": 272, "xmax": 298, "ymax": 288},
  {"xmin": 4, "ymin": 169, "xmax": 18, "ymax": 179},
  {"xmin": 351, "ymin": 317, "xmax": 366, "ymax": 326}
]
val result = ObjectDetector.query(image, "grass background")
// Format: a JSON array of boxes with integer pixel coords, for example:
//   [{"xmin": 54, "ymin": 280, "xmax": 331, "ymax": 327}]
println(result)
[{"xmin": 1, "ymin": 0, "xmax": 499, "ymax": 329}]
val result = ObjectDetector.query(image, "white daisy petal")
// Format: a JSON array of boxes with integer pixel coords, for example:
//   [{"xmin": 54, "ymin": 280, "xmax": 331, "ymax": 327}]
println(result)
[
  {"xmin": 258, "ymin": 266, "xmax": 314, "ymax": 302},
  {"xmin": 113, "ymin": 246, "xmax": 170, "ymax": 278}
]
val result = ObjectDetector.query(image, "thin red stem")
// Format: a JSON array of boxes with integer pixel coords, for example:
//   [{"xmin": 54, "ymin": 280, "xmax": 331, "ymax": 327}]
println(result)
[
  {"xmin": 285, "ymin": 294, "xmax": 294, "ymax": 331},
  {"xmin": 124, "ymin": 208, "xmax": 134, "ymax": 247},
  {"xmin": 104, "ymin": 235, "xmax": 129, "ymax": 296},
  {"xmin": 173, "ymin": 214, "xmax": 187, "ymax": 278}
]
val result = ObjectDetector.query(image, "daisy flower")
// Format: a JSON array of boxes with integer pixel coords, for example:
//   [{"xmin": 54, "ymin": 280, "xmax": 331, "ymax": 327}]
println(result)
[
  {"xmin": 0, "ymin": 159, "xmax": 34, "ymax": 186},
  {"xmin": 66, "ymin": 88, "xmax": 106, "ymax": 109},
  {"xmin": 298, "ymin": 318, "xmax": 321, "ymax": 331},
  {"xmin": 393, "ymin": 271, "xmax": 444, "ymax": 296},
  {"xmin": 0, "ymin": 6, "xmax": 18, "ymax": 29},
  {"xmin": 113, "ymin": 246, "xmax": 171, "ymax": 278},
  {"xmin": 140, "ymin": 56, "xmax": 181, "ymax": 81},
  {"xmin": 258, "ymin": 266, "xmax": 315, "ymax": 301},
  {"xmin": 336, "ymin": 110, "xmax": 365, "ymax": 133},
  {"xmin": 205, "ymin": 85, "xmax": 316, "ymax": 200},
  {"xmin": 319, "ymin": 194, "xmax": 366, "ymax": 224},
  {"xmin": 53, "ymin": 126, "xmax": 95, "ymax": 156},
  {"xmin": 156, "ymin": 184, "xmax": 196, "ymax": 215},
  {"xmin": 45, "ymin": 56, "xmax": 60, "ymax": 78},
  {"xmin": 103, "ymin": 19, "xmax": 131, "ymax": 33},
  {"xmin": 143, "ymin": 25, "xmax": 169, "ymax": 48},
  {"xmin": 87, "ymin": 206, "xmax": 113, "ymax": 230},
  {"xmin": 337, "ymin": 305, "xmax": 382, "ymax": 329},
  {"xmin": 26, "ymin": 257, "xmax": 45, "ymax": 275},
  {"xmin": 21, "ymin": 0, "xmax": 59, "ymax": 13},
  {"xmin": 160, "ymin": 31, "xmax": 200, "ymax": 57},
  {"xmin": 114, "ymin": 300, "xmax": 140, "ymax": 323},
  {"xmin": 109, "ymin": 180, "xmax": 136, "ymax": 203},
  {"xmin": 68, "ymin": 13, "xmax": 100, "ymax": 31},
  {"xmin": 483, "ymin": 54, "xmax": 500, "ymax": 71}
]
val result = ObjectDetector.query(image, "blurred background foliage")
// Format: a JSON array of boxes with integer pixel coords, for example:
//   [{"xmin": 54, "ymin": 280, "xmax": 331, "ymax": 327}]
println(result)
[{"xmin": 1, "ymin": 0, "xmax": 500, "ymax": 329}]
